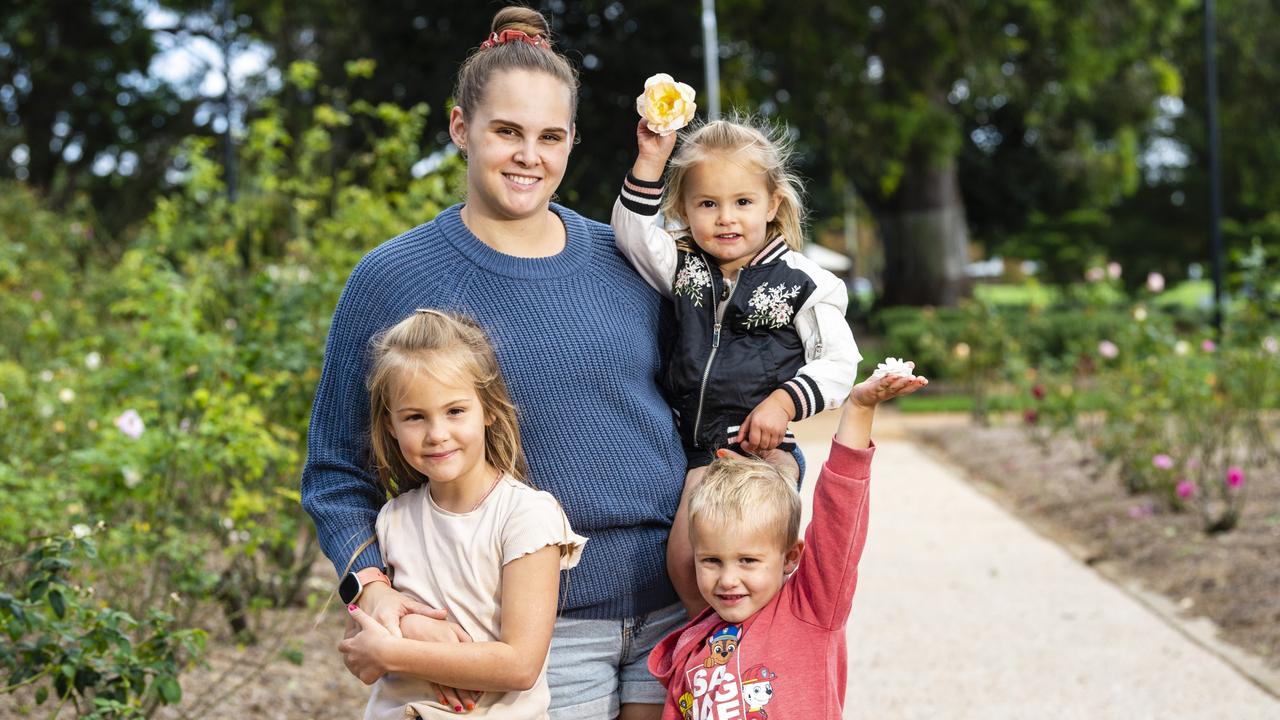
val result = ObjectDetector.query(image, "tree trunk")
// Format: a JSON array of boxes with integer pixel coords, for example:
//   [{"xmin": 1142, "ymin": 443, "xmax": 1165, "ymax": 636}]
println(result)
[{"xmin": 877, "ymin": 156, "xmax": 972, "ymax": 306}]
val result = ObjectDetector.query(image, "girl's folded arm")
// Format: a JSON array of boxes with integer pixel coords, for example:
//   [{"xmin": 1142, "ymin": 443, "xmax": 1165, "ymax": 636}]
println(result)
[{"xmin": 354, "ymin": 545, "xmax": 562, "ymax": 692}]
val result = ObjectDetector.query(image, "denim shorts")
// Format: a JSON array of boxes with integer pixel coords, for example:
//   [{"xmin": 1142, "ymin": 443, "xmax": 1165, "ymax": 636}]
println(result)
[{"xmin": 547, "ymin": 602, "xmax": 688, "ymax": 719}]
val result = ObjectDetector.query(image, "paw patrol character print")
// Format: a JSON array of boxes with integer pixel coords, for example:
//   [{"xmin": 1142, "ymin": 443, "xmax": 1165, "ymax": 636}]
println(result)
[
  {"xmin": 677, "ymin": 691, "xmax": 695, "ymax": 720},
  {"xmin": 703, "ymin": 624, "xmax": 741, "ymax": 668},
  {"xmin": 741, "ymin": 664, "xmax": 778, "ymax": 719}
]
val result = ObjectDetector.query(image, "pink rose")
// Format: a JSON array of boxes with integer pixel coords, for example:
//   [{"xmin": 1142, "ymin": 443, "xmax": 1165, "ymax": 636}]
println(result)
[
  {"xmin": 1225, "ymin": 467, "xmax": 1244, "ymax": 489},
  {"xmin": 1175, "ymin": 479, "xmax": 1195, "ymax": 499},
  {"xmin": 114, "ymin": 409, "xmax": 145, "ymax": 439},
  {"xmin": 1145, "ymin": 272, "xmax": 1165, "ymax": 293}
]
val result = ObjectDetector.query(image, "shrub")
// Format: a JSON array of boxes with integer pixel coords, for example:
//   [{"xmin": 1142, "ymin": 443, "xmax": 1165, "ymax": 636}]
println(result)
[{"xmin": 1, "ymin": 531, "xmax": 204, "ymax": 718}]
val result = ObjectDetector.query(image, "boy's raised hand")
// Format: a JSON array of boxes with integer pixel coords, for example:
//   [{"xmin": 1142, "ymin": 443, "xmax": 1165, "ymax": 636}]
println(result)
[
  {"xmin": 849, "ymin": 362, "xmax": 929, "ymax": 408},
  {"xmin": 631, "ymin": 118, "xmax": 677, "ymax": 182},
  {"xmin": 837, "ymin": 361, "xmax": 928, "ymax": 449}
]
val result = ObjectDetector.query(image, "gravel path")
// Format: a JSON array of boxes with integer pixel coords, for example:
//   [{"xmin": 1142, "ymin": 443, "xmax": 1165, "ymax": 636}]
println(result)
[{"xmin": 790, "ymin": 408, "xmax": 1280, "ymax": 719}]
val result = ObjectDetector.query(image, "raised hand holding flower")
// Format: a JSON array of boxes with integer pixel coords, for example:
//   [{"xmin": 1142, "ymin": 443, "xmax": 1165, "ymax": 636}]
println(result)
[
  {"xmin": 636, "ymin": 73, "xmax": 696, "ymax": 136},
  {"xmin": 852, "ymin": 360, "xmax": 929, "ymax": 407}
]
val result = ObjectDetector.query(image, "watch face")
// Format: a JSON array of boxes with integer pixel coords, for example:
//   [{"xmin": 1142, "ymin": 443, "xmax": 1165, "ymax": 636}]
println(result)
[{"xmin": 339, "ymin": 572, "xmax": 360, "ymax": 605}]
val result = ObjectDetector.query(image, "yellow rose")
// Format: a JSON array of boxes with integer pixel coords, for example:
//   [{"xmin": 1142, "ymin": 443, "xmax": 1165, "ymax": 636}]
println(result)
[{"xmin": 636, "ymin": 73, "xmax": 697, "ymax": 136}]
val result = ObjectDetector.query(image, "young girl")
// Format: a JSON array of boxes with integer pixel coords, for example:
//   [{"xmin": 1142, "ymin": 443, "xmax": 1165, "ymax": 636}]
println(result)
[
  {"xmin": 611, "ymin": 114, "xmax": 862, "ymax": 614},
  {"xmin": 340, "ymin": 309, "xmax": 586, "ymax": 720}
]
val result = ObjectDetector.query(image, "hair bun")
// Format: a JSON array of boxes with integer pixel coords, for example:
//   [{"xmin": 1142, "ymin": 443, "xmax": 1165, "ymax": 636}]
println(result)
[{"xmin": 491, "ymin": 6, "xmax": 553, "ymax": 48}]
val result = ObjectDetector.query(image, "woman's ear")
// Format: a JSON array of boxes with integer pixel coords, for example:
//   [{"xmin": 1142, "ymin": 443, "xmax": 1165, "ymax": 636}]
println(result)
[{"xmin": 449, "ymin": 106, "xmax": 468, "ymax": 152}]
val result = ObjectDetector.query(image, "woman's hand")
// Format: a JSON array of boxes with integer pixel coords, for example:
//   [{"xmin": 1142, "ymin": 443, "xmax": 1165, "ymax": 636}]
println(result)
[
  {"xmin": 340, "ymin": 605, "xmax": 396, "ymax": 685},
  {"xmin": 631, "ymin": 119, "xmax": 677, "ymax": 182},
  {"xmin": 358, "ymin": 581, "xmax": 449, "ymax": 638}
]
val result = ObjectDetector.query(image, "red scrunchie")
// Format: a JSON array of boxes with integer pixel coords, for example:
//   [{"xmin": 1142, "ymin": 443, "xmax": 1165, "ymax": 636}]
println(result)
[{"xmin": 480, "ymin": 29, "xmax": 547, "ymax": 50}]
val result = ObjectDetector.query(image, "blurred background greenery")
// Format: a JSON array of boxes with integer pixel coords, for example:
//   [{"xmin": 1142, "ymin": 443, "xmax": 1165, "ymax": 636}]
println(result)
[{"xmin": 1, "ymin": 1, "xmax": 1278, "ymax": 717}]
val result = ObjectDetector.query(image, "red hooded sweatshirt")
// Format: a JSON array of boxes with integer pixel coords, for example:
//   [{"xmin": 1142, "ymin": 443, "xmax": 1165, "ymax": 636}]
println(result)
[{"xmin": 648, "ymin": 438, "xmax": 874, "ymax": 719}]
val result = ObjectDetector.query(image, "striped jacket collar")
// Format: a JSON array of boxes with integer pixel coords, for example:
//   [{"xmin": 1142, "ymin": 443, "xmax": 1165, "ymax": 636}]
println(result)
[{"xmin": 746, "ymin": 234, "xmax": 790, "ymax": 267}]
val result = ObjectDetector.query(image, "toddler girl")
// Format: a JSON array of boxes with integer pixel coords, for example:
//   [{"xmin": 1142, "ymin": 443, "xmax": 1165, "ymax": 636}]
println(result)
[
  {"xmin": 611, "ymin": 114, "xmax": 861, "ymax": 614},
  {"xmin": 340, "ymin": 309, "xmax": 585, "ymax": 719}
]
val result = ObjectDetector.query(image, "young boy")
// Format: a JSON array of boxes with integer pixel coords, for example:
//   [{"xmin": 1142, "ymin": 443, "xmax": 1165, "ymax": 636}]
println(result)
[{"xmin": 648, "ymin": 364, "xmax": 928, "ymax": 719}]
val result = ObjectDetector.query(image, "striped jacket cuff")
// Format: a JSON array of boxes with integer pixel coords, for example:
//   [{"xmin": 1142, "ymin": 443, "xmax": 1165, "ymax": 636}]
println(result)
[
  {"xmin": 781, "ymin": 375, "xmax": 825, "ymax": 421},
  {"xmin": 619, "ymin": 172, "xmax": 664, "ymax": 216}
]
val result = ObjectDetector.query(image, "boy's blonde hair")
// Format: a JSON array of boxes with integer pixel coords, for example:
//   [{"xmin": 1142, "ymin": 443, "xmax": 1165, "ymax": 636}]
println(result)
[
  {"xmin": 366, "ymin": 309, "xmax": 527, "ymax": 496},
  {"xmin": 687, "ymin": 454, "xmax": 801, "ymax": 551},
  {"xmin": 661, "ymin": 115, "xmax": 807, "ymax": 252}
]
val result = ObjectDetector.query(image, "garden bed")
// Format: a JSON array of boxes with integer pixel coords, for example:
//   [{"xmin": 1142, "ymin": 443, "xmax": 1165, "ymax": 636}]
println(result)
[{"xmin": 912, "ymin": 417, "xmax": 1280, "ymax": 669}]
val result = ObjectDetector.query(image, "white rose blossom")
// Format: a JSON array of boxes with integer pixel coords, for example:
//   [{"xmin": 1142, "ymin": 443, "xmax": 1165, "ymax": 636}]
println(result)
[
  {"xmin": 870, "ymin": 357, "xmax": 916, "ymax": 381},
  {"xmin": 114, "ymin": 409, "xmax": 145, "ymax": 439},
  {"xmin": 636, "ymin": 73, "xmax": 697, "ymax": 136}
]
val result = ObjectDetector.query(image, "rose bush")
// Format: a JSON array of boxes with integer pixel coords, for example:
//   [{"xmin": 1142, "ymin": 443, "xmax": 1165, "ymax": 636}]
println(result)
[{"xmin": 2, "ymin": 61, "xmax": 464, "ymax": 713}]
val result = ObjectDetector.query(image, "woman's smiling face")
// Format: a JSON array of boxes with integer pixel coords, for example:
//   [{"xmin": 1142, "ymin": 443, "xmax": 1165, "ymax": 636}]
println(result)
[{"xmin": 450, "ymin": 68, "xmax": 575, "ymax": 222}]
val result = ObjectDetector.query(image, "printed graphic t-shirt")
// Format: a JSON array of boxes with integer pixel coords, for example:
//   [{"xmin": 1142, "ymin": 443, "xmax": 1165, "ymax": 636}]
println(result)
[{"xmin": 648, "ymin": 439, "xmax": 875, "ymax": 720}]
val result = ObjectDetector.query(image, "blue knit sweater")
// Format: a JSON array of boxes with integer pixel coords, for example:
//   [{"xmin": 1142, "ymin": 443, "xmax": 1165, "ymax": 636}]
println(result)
[{"xmin": 301, "ymin": 203, "xmax": 686, "ymax": 619}]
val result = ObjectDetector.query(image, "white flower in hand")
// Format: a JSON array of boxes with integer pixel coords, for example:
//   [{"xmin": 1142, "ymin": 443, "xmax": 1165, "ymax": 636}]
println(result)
[
  {"xmin": 870, "ymin": 357, "xmax": 915, "ymax": 381},
  {"xmin": 636, "ymin": 73, "xmax": 696, "ymax": 136},
  {"xmin": 852, "ymin": 359, "xmax": 928, "ymax": 407}
]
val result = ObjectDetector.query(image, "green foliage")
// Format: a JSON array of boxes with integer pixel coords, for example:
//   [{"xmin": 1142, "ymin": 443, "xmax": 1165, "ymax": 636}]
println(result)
[
  {"xmin": 1, "ymin": 532, "xmax": 205, "ymax": 718},
  {"xmin": 0, "ymin": 63, "xmax": 462, "ymax": 669}
]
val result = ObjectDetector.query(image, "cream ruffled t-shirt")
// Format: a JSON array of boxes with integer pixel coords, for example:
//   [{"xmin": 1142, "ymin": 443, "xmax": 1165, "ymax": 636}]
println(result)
[{"xmin": 365, "ymin": 474, "xmax": 586, "ymax": 720}]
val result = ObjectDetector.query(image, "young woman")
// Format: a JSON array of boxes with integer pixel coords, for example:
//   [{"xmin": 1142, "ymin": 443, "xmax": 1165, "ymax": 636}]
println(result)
[{"xmin": 302, "ymin": 7, "xmax": 687, "ymax": 719}]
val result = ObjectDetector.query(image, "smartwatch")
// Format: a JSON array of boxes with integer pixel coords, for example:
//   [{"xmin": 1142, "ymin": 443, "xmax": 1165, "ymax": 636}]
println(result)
[{"xmin": 339, "ymin": 567, "xmax": 391, "ymax": 605}]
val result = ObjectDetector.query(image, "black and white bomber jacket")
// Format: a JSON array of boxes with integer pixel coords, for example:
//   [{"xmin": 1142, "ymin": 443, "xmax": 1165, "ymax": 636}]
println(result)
[{"xmin": 613, "ymin": 173, "xmax": 862, "ymax": 455}]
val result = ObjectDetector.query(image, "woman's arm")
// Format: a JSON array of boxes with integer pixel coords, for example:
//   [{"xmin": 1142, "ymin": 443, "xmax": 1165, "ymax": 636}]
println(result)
[{"xmin": 341, "ymin": 545, "xmax": 562, "ymax": 692}]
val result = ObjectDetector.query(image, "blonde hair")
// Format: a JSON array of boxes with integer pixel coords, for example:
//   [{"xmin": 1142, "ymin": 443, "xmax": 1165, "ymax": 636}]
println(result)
[
  {"xmin": 455, "ymin": 6, "xmax": 579, "ymax": 123},
  {"xmin": 662, "ymin": 115, "xmax": 807, "ymax": 251},
  {"xmin": 687, "ymin": 454, "xmax": 801, "ymax": 551},
  {"xmin": 366, "ymin": 309, "xmax": 527, "ymax": 496}
]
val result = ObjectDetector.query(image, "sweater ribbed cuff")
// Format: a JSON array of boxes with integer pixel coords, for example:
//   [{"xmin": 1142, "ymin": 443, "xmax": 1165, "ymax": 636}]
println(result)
[
  {"xmin": 826, "ymin": 437, "xmax": 875, "ymax": 479},
  {"xmin": 781, "ymin": 375, "xmax": 825, "ymax": 421},
  {"xmin": 619, "ymin": 172, "xmax": 664, "ymax": 216}
]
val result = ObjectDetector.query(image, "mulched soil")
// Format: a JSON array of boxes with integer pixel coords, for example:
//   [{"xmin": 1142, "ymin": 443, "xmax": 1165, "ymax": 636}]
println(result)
[{"xmin": 911, "ymin": 416, "xmax": 1280, "ymax": 669}]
